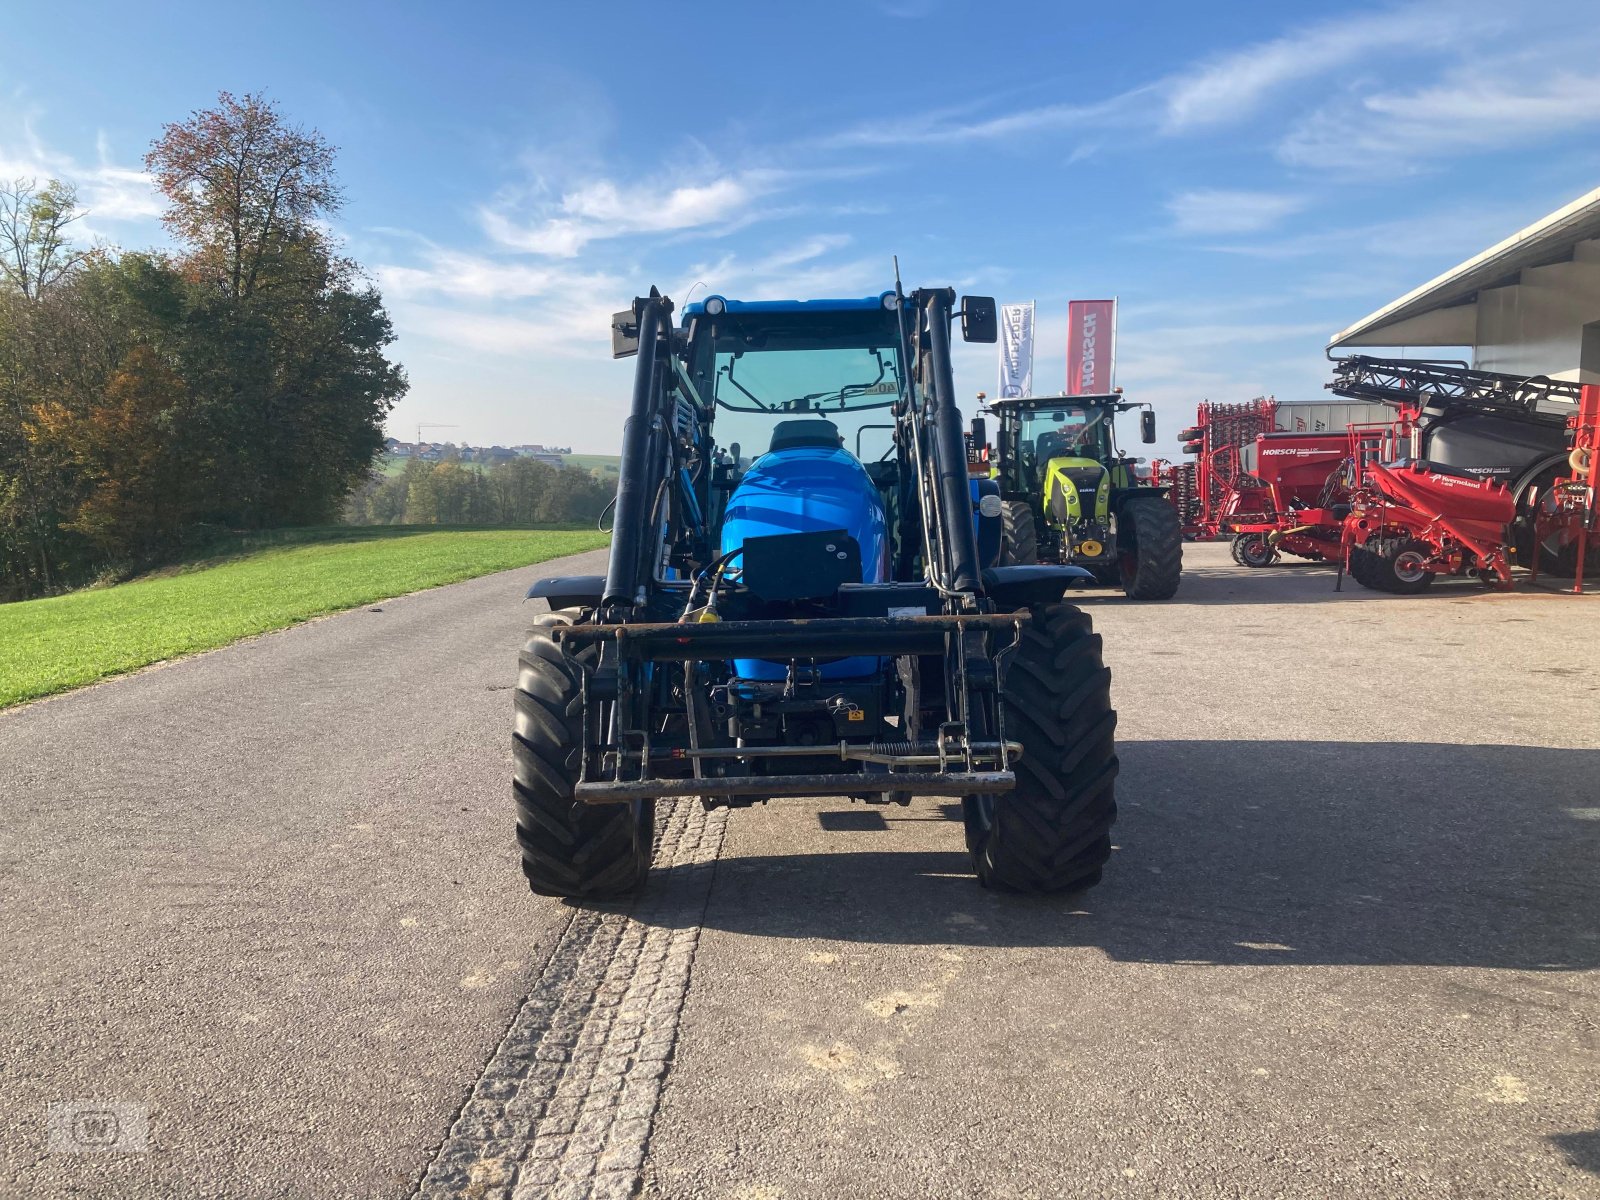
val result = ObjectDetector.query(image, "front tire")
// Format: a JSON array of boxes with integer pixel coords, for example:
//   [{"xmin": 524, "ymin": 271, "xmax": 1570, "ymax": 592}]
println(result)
[
  {"xmin": 1116, "ymin": 496, "xmax": 1183, "ymax": 599},
  {"xmin": 1001, "ymin": 500, "xmax": 1038, "ymax": 565},
  {"xmin": 965, "ymin": 603, "xmax": 1118, "ymax": 893},
  {"xmin": 513, "ymin": 611, "xmax": 654, "ymax": 898}
]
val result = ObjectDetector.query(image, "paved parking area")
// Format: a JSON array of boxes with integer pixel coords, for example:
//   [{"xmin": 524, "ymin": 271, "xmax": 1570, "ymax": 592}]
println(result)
[{"xmin": 3, "ymin": 542, "xmax": 1597, "ymax": 1198}]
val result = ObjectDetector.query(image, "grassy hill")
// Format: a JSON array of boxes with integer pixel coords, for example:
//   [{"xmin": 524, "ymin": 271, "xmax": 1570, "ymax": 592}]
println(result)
[
  {"xmin": 562, "ymin": 453, "xmax": 621, "ymax": 476},
  {"xmin": 0, "ymin": 525, "xmax": 608, "ymax": 709}
]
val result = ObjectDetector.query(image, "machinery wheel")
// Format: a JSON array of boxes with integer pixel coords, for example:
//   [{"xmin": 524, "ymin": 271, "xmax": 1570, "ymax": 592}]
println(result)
[
  {"xmin": 1229, "ymin": 536, "xmax": 1248, "ymax": 565},
  {"xmin": 513, "ymin": 609, "xmax": 654, "ymax": 898},
  {"xmin": 1355, "ymin": 538, "xmax": 1434, "ymax": 594},
  {"xmin": 965, "ymin": 602, "xmax": 1117, "ymax": 893},
  {"xmin": 1001, "ymin": 500, "xmax": 1038, "ymax": 565},
  {"xmin": 1116, "ymin": 496, "xmax": 1183, "ymax": 600},
  {"xmin": 1238, "ymin": 535, "xmax": 1278, "ymax": 568},
  {"xmin": 1346, "ymin": 541, "xmax": 1380, "ymax": 589}
]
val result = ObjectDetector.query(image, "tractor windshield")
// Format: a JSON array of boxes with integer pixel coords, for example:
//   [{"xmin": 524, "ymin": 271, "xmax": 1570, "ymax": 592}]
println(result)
[
  {"xmin": 693, "ymin": 312, "xmax": 905, "ymax": 464},
  {"xmin": 1018, "ymin": 405, "xmax": 1111, "ymax": 463}
]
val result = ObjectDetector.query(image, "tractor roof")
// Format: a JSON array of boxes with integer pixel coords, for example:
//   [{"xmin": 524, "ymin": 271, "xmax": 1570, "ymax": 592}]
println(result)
[
  {"xmin": 987, "ymin": 393, "xmax": 1137, "ymax": 411},
  {"xmin": 681, "ymin": 293, "xmax": 898, "ymax": 319}
]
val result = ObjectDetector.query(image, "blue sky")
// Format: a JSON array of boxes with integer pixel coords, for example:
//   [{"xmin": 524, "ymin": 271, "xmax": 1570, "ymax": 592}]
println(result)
[{"xmin": 2, "ymin": 0, "xmax": 1597, "ymax": 455}]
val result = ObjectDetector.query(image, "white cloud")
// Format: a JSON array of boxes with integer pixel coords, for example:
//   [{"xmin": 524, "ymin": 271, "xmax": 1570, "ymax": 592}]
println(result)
[
  {"xmin": 815, "ymin": 88, "xmax": 1155, "ymax": 149},
  {"xmin": 674, "ymin": 235, "xmax": 889, "ymax": 302},
  {"xmin": 1194, "ymin": 201, "xmax": 1545, "ymax": 263},
  {"xmin": 1163, "ymin": 4, "xmax": 1487, "ymax": 131},
  {"xmin": 0, "ymin": 117, "xmax": 161, "ymax": 243},
  {"xmin": 390, "ymin": 296, "xmax": 624, "ymax": 361},
  {"xmin": 375, "ymin": 244, "xmax": 621, "ymax": 303},
  {"xmin": 1168, "ymin": 189, "xmax": 1305, "ymax": 235},
  {"xmin": 1280, "ymin": 69, "xmax": 1600, "ymax": 170},
  {"xmin": 480, "ymin": 169, "xmax": 787, "ymax": 258}
]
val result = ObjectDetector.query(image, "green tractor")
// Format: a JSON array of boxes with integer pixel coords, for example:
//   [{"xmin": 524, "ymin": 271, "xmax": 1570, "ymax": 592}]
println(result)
[{"xmin": 988, "ymin": 393, "xmax": 1183, "ymax": 600}]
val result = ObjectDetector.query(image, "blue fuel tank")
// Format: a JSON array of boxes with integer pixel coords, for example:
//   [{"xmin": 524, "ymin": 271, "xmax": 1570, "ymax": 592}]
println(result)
[{"xmin": 721, "ymin": 440, "xmax": 888, "ymax": 680}]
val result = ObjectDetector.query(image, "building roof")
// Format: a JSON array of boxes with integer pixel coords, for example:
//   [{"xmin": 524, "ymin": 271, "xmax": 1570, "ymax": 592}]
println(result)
[{"xmin": 1328, "ymin": 186, "xmax": 1600, "ymax": 350}]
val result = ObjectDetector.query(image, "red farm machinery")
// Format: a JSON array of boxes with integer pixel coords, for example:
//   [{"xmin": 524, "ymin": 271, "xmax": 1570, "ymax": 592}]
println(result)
[
  {"xmin": 1160, "ymin": 398, "xmax": 1280, "ymax": 541},
  {"xmin": 1156, "ymin": 359, "xmax": 1600, "ymax": 592},
  {"xmin": 1328, "ymin": 356, "xmax": 1597, "ymax": 592}
]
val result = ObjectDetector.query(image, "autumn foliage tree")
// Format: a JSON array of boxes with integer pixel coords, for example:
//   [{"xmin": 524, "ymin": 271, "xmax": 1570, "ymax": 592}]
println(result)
[
  {"xmin": 146, "ymin": 92, "xmax": 340, "ymax": 300},
  {"xmin": 0, "ymin": 93, "xmax": 407, "ymax": 599},
  {"xmin": 30, "ymin": 346, "xmax": 194, "ymax": 549}
]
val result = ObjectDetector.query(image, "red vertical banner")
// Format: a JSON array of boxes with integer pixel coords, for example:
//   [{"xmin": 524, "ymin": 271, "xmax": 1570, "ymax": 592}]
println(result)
[{"xmin": 1065, "ymin": 299, "xmax": 1116, "ymax": 395}]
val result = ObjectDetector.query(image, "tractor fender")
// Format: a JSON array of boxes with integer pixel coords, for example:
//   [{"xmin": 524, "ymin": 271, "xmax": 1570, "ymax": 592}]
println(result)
[
  {"xmin": 982, "ymin": 564, "xmax": 1095, "ymax": 609},
  {"xmin": 1110, "ymin": 485, "xmax": 1173, "ymax": 506},
  {"xmin": 526, "ymin": 575, "xmax": 606, "ymax": 608},
  {"xmin": 1509, "ymin": 450, "xmax": 1576, "ymax": 506}
]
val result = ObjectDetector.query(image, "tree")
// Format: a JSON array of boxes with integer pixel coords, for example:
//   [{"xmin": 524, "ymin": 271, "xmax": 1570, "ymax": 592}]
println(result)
[
  {"xmin": 145, "ymin": 92, "xmax": 340, "ymax": 299},
  {"xmin": 1, "ymin": 95, "xmax": 406, "ymax": 599},
  {"xmin": 0, "ymin": 182, "xmax": 95, "ymax": 593},
  {"xmin": 0, "ymin": 178, "xmax": 89, "ymax": 300},
  {"xmin": 30, "ymin": 346, "xmax": 195, "ymax": 551},
  {"xmin": 144, "ymin": 93, "xmax": 403, "ymax": 532}
]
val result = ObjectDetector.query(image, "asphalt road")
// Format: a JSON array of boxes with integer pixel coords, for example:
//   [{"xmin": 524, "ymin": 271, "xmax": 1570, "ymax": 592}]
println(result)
[
  {"xmin": 1, "ymin": 548, "xmax": 613, "ymax": 1199},
  {"xmin": 4, "ymin": 543, "xmax": 1599, "ymax": 1198}
]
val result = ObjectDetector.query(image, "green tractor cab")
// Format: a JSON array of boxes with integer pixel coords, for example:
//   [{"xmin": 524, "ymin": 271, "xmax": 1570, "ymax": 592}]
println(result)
[{"xmin": 988, "ymin": 394, "xmax": 1182, "ymax": 600}]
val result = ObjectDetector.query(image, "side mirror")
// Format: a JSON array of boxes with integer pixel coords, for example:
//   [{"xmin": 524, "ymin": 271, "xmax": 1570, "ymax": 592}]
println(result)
[
  {"xmin": 969, "ymin": 416, "xmax": 987, "ymax": 448},
  {"xmin": 611, "ymin": 310, "xmax": 639, "ymax": 359},
  {"xmin": 1140, "ymin": 409, "xmax": 1157, "ymax": 444},
  {"xmin": 960, "ymin": 296, "xmax": 998, "ymax": 344}
]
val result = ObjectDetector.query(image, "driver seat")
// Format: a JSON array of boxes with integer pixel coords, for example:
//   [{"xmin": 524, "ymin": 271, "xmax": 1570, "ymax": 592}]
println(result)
[
  {"xmin": 769, "ymin": 418, "xmax": 843, "ymax": 454},
  {"xmin": 1036, "ymin": 430, "xmax": 1074, "ymax": 461}
]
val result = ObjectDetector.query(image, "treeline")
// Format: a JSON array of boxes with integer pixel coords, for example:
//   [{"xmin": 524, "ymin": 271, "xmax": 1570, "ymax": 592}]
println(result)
[
  {"xmin": 0, "ymin": 93, "xmax": 406, "ymax": 600},
  {"xmin": 344, "ymin": 457, "xmax": 614, "ymax": 526}
]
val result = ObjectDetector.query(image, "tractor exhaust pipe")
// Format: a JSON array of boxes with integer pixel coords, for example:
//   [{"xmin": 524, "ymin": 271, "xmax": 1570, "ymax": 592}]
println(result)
[
  {"xmin": 603, "ymin": 291, "xmax": 672, "ymax": 610},
  {"xmin": 921, "ymin": 288, "xmax": 982, "ymax": 595}
]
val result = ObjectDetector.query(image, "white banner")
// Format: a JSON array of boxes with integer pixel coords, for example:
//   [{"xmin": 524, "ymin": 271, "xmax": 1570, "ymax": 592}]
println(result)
[{"xmin": 998, "ymin": 302, "xmax": 1035, "ymax": 399}]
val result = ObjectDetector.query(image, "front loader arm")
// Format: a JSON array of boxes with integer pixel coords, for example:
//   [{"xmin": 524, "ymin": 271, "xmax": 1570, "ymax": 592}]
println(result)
[{"xmin": 603, "ymin": 291, "xmax": 675, "ymax": 614}]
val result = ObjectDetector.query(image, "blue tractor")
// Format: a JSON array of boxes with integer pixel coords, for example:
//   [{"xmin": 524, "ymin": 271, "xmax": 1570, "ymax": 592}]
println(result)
[{"xmin": 516, "ymin": 285, "xmax": 1118, "ymax": 896}]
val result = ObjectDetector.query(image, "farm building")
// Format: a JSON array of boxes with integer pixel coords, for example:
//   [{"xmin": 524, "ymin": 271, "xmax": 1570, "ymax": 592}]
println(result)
[{"xmin": 1328, "ymin": 185, "xmax": 1600, "ymax": 383}]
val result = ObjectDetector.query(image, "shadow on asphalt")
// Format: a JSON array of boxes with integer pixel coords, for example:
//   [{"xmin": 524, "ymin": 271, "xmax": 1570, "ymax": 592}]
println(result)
[
  {"xmin": 1068, "ymin": 562, "xmax": 1536, "ymax": 607},
  {"xmin": 1550, "ymin": 1127, "xmax": 1600, "ymax": 1176},
  {"xmin": 635, "ymin": 741, "xmax": 1600, "ymax": 971}
]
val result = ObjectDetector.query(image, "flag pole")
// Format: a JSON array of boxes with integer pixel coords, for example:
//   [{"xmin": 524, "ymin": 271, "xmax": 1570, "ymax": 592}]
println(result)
[{"xmin": 1110, "ymin": 295, "xmax": 1120, "ymax": 391}]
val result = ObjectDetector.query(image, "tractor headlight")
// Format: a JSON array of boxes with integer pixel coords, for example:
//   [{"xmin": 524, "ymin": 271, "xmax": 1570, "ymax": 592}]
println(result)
[
  {"xmin": 703, "ymin": 296, "xmax": 727, "ymax": 316},
  {"xmin": 881, "ymin": 291, "xmax": 900, "ymax": 311},
  {"xmin": 978, "ymin": 493, "xmax": 1003, "ymax": 518}
]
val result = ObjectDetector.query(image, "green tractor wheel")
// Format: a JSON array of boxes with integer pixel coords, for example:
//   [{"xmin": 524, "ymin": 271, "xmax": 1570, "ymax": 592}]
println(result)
[
  {"xmin": 1115, "ymin": 496, "xmax": 1183, "ymax": 600},
  {"xmin": 1000, "ymin": 500, "xmax": 1038, "ymax": 565}
]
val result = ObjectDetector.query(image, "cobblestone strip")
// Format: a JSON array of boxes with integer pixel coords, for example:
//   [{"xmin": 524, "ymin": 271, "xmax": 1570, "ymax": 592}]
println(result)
[{"xmin": 416, "ymin": 800, "xmax": 727, "ymax": 1200}]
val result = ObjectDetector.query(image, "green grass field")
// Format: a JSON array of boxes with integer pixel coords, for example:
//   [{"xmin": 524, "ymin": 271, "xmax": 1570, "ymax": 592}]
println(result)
[
  {"xmin": 562, "ymin": 453, "xmax": 621, "ymax": 475},
  {"xmin": 0, "ymin": 526, "xmax": 609, "ymax": 709}
]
